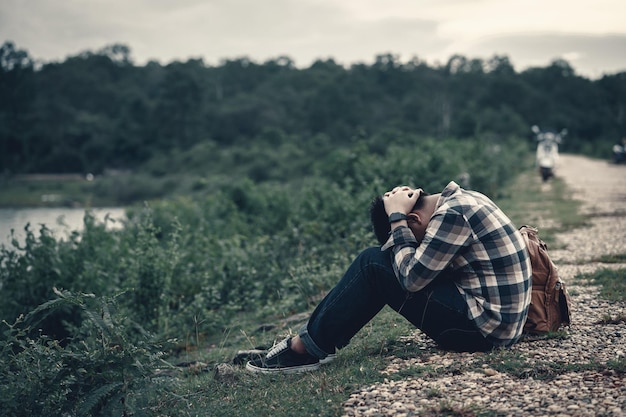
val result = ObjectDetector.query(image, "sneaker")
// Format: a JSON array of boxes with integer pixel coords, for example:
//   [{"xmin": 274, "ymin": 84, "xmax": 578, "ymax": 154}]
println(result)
[{"xmin": 246, "ymin": 337, "xmax": 320, "ymax": 374}]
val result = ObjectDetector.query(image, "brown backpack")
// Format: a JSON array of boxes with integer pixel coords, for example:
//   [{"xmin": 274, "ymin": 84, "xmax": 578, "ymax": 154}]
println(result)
[{"xmin": 519, "ymin": 225, "xmax": 572, "ymax": 334}]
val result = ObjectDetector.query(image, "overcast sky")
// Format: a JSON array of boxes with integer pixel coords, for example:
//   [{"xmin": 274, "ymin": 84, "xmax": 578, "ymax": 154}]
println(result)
[{"xmin": 1, "ymin": 0, "xmax": 625, "ymax": 79}]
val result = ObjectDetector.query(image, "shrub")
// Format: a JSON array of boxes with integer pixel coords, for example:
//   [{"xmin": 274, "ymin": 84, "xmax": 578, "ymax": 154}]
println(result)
[{"xmin": 0, "ymin": 289, "xmax": 174, "ymax": 417}]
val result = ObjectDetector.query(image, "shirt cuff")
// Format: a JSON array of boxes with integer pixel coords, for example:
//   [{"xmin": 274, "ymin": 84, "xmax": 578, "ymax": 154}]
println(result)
[{"xmin": 380, "ymin": 225, "xmax": 416, "ymax": 250}]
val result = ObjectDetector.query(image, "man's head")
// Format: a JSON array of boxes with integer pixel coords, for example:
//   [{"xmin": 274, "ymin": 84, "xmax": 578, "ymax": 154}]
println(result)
[{"xmin": 369, "ymin": 189, "xmax": 430, "ymax": 245}]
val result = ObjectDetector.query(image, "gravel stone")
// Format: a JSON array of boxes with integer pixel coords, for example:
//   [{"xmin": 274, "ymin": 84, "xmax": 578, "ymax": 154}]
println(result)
[{"xmin": 343, "ymin": 155, "xmax": 626, "ymax": 417}]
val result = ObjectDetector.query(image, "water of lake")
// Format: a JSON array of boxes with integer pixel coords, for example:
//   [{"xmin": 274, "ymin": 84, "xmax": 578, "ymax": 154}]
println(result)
[{"xmin": 0, "ymin": 207, "xmax": 126, "ymax": 247}]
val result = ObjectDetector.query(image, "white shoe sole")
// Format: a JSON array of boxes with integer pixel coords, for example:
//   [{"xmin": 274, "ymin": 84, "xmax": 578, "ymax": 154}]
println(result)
[
  {"xmin": 319, "ymin": 353, "xmax": 336, "ymax": 365},
  {"xmin": 245, "ymin": 361, "xmax": 320, "ymax": 374}
]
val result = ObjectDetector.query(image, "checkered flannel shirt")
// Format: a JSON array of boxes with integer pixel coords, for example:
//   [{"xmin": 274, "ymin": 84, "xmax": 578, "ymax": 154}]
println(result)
[{"xmin": 381, "ymin": 181, "xmax": 532, "ymax": 346}]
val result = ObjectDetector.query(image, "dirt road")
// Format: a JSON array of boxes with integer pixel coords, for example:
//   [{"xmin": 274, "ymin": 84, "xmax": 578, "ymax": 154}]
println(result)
[{"xmin": 550, "ymin": 154, "xmax": 626, "ymax": 265}]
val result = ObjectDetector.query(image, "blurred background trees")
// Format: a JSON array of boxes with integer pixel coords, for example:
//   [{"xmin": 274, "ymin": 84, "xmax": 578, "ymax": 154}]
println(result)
[{"xmin": 1, "ymin": 41, "xmax": 624, "ymax": 178}]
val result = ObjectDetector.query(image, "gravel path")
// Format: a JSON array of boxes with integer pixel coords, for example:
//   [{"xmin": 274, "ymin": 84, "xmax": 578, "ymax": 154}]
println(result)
[{"xmin": 343, "ymin": 155, "xmax": 626, "ymax": 417}]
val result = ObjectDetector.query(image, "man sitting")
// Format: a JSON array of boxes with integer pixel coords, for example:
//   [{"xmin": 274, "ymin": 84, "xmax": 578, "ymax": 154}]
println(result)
[{"xmin": 247, "ymin": 181, "xmax": 532, "ymax": 374}]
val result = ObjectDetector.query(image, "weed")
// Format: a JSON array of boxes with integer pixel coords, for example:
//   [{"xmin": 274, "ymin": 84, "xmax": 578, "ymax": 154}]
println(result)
[
  {"xmin": 430, "ymin": 400, "xmax": 494, "ymax": 417},
  {"xmin": 608, "ymin": 357, "xmax": 626, "ymax": 374},
  {"xmin": 426, "ymin": 387, "xmax": 442, "ymax": 398}
]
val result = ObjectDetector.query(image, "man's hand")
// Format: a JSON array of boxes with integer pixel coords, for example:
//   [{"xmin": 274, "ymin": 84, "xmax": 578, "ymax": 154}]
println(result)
[{"xmin": 383, "ymin": 186, "xmax": 421, "ymax": 216}]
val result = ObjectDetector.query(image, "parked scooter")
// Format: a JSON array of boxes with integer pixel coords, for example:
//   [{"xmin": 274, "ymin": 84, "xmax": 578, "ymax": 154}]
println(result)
[{"xmin": 531, "ymin": 125, "xmax": 567, "ymax": 182}]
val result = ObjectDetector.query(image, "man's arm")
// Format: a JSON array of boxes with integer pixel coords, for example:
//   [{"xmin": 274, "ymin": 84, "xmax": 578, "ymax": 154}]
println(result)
[{"xmin": 386, "ymin": 211, "xmax": 473, "ymax": 292}]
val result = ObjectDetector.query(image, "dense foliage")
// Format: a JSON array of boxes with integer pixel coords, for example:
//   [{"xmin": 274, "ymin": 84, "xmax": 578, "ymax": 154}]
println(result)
[{"xmin": 1, "ymin": 41, "xmax": 624, "ymax": 178}]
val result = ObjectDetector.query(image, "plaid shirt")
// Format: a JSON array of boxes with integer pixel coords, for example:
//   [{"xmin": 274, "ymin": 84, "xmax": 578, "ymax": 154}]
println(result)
[{"xmin": 381, "ymin": 181, "xmax": 532, "ymax": 346}]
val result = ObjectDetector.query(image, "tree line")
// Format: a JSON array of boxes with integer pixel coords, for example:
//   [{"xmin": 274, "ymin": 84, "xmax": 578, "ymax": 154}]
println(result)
[{"xmin": 1, "ymin": 41, "xmax": 625, "ymax": 176}]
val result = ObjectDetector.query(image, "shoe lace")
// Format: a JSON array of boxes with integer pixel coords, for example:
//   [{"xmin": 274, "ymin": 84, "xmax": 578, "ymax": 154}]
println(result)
[{"xmin": 266, "ymin": 338, "xmax": 289, "ymax": 360}]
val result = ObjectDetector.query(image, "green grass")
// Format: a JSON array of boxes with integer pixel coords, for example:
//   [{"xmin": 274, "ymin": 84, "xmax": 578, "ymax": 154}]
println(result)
[
  {"xmin": 496, "ymin": 169, "xmax": 588, "ymax": 246},
  {"xmin": 577, "ymin": 268, "xmax": 626, "ymax": 302},
  {"xmin": 156, "ymin": 307, "xmax": 420, "ymax": 416},
  {"xmin": 592, "ymin": 253, "xmax": 626, "ymax": 264}
]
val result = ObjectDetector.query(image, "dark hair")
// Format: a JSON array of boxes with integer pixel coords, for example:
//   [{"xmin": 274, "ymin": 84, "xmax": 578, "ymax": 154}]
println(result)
[{"xmin": 369, "ymin": 191, "xmax": 429, "ymax": 245}]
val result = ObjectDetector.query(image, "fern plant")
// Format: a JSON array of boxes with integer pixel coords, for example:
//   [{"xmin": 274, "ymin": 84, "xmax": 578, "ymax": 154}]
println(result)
[{"xmin": 0, "ymin": 288, "xmax": 176, "ymax": 417}]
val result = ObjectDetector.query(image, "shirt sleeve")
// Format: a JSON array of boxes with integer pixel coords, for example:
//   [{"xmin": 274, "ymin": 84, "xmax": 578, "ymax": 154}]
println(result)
[{"xmin": 381, "ymin": 209, "xmax": 474, "ymax": 292}]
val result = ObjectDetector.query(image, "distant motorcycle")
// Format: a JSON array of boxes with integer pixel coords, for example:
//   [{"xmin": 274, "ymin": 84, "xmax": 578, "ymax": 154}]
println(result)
[
  {"xmin": 612, "ymin": 139, "xmax": 626, "ymax": 164},
  {"xmin": 531, "ymin": 125, "xmax": 567, "ymax": 182}
]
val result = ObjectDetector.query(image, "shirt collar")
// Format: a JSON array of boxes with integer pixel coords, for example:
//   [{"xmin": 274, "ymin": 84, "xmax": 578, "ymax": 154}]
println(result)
[{"xmin": 436, "ymin": 181, "xmax": 461, "ymax": 210}]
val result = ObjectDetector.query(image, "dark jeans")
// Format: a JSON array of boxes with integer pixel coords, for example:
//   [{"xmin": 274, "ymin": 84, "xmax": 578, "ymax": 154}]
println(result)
[{"xmin": 298, "ymin": 247, "xmax": 494, "ymax": 359}]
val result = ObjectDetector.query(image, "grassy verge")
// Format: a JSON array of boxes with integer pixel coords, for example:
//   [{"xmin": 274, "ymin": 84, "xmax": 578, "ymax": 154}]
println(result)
[
  {"xmin": 579, "ymin": 267, "xmax": 626, "ymax": 303},
  {"xmin": 167, "ymin": 307, "xmax": 418, "ymax": 416},
  {"xmin": 150, "ymin": 167, "xmax": 618, "ymax": 416},
  {"xmin": 495, "ymin": 169, "xmax": 588, "ymax": 246}
]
